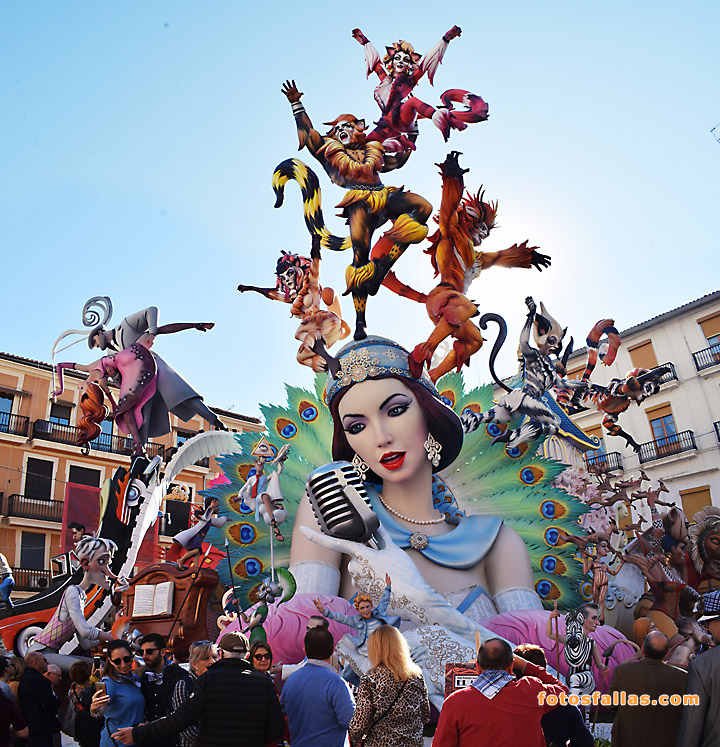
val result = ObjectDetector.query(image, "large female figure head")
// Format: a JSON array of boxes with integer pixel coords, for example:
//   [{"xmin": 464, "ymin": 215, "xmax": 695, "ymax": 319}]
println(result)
[{"xmin": 326, "ymin": 337, "xmax": 463, "ymax": 485}]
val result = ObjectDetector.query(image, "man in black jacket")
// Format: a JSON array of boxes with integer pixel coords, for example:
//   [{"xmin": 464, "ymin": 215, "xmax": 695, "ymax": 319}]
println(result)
[
  {"xmin": 139, "ymin": 633, "xmax": 188, "ymax": 747},
  {"xmin": 17, "ymin": 653, "xmax": 60, "ymax": 747},
  {"xmin": 113, "ymin": 632, "xmax": 284, "ymax": 747}
]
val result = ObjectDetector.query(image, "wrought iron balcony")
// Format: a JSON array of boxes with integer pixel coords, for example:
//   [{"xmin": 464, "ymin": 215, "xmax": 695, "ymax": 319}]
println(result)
[
  {"xmin": 31, "ymin": 420, "xmax": 165, "ymax": 459},
  {"xmin": 638, "ymin": 430, "xmax": 697, "ymax": 464},
  {"xmin": 657, "ymin": 362, "xmax": 678, "ymax": 384},
  {"xmin": 584, "ymin": 451, "xmax": 623, "ymax": 472},
  {"xmin": 10, "ymin": 567, "xmax": 53, "ymax": 592},
  {"xmin": 0, "ymin": 412, "xmax": 30, "ymax": 437},
  {"xmin": 5, "ymin": 494, "xmax": 64, "ymax": 522},
  {"xmin": 692, "ymin": 344, "xmax": 720, "ymax": 372}
]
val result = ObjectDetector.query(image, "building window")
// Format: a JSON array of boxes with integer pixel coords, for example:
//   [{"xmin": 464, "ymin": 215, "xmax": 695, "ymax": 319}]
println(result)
[
  {"xmin": 94, "ymin": 419, "xmax": 114, "ymax": 452},
  {"xmin": 49, "ymin": 402, "xmax": 72, "ymax": 425},
  {"xmin": 583, "ymin": 424, "xmax": 607, "ymax": 466},
  {"xmin": 698, "ymin": 311, "xmax": 720, "ymax": 343},
  {"xmin": 20, "ymin": 532, "xmax": 46, "ymax": 570},
  {"xmin": 647, "ymin": 403, "xmax": 679, "ymax": 456},
  {"xmin": 25, "ymin": 457, "xmax": 54, "ymax": 500},
  {"xmin": 628, "ymin": 340, "xmax": 659, "ymax": 370},
  {"xmin": 0, "ymin": 394, "xmax": 12, "ymax": 432},
  {"xmin": 68, "ymin": 465, "xmax": 101, "ymax": 488},
  {"xmin": 176, "ymin": 431, "xmax": 196, "ymax": 447},
  {"xmin": 679, "ymin": 486, "xmax": 712, "ymax": 524},
  {"xmin": 162, "ymin": 499, "xmax": 192, "ymax": 537},
  {"xmin": 708, "ymin": 334, "xmax": 720, "ymax": 362}
]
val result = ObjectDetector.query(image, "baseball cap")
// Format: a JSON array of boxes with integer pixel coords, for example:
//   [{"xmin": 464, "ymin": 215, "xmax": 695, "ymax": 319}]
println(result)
[
  {"xmin": 698, "ymin": 589, "xmax": 720, "ymax": 623},
  {"xmin": 218, "ymin": 632, "xmax": 248, "ymax": 653}
]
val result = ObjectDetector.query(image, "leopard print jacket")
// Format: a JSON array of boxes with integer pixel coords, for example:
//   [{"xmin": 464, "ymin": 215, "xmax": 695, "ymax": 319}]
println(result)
[{"xmin": 348, "ymin": 666, "xmax": 430, "ymax": 747}]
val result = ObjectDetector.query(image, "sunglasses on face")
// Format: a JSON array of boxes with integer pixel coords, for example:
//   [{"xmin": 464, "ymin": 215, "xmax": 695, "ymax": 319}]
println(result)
[
  {"xmin": 111, "ymin": 656, "xmax": 134, "ymax": 665},
  {"xmin": 141, "ymin": 648, "xmax": 159, "ymax": 655},
  {"xmin": 253, "ymin": 653, "xmax": 271, "ymax": 661}
]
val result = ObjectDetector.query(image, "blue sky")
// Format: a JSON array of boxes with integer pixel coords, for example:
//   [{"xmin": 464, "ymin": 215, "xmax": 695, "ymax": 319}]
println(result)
[{"xmin": 2, "ymin": 1, "xmax": 718, "ymax": 418}]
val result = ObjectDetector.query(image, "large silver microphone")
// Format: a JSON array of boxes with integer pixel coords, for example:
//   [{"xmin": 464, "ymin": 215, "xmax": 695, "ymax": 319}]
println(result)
[{"xmin": 306, "ymin": 461, "xmax": 380, "ymax": 544}]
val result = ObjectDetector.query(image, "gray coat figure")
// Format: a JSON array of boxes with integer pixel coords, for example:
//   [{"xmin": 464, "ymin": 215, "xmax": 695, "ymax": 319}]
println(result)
[{"xmin": 92, "ymin": 307, "xmax": 221, "ymax": 441}]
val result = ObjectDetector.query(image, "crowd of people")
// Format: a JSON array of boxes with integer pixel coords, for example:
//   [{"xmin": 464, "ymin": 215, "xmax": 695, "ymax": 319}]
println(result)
[{"xmin": 0, "ymin": 593, "xmax": 717, "ymax": 747}]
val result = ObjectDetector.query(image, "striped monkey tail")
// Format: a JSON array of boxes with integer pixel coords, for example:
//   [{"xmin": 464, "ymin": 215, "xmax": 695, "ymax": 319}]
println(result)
[{"xmin": 272, "ymin": 158, "xmax": 351, "ymax": 253}]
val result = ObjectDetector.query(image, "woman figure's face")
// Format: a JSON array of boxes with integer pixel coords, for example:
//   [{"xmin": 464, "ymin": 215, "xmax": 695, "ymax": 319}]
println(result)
[
  {"xmin": 110, "ymin": 647, "xmax": 133, "ymax": 677},
  {"xmin": 338, "ymin": 378, "xmax": 431, "ymax": 484},
  {"xmin": 251, "ymin": 646, "xmax": 272, "ymax": 673}
]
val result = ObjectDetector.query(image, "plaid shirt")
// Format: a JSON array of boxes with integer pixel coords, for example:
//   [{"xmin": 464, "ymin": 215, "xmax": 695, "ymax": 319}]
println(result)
[
  {"xmin": 471, "ymin": 670, "xmax": 515, "ymax": 699},
  {"xmin": 170, "ymin": 671, "xmax": 199, "ymax": 747}
]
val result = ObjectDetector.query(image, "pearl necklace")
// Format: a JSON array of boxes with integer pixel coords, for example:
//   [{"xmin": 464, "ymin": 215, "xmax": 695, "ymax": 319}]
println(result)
[{"xmin": 378, "ymin": 494, "xmax": 446, "ymax": 525}]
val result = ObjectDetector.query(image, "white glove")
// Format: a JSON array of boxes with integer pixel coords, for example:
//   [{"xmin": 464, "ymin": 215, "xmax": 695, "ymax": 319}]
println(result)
[{"xmin": 299, "ymin": 525, "xmax": 497, "ymax": 642}]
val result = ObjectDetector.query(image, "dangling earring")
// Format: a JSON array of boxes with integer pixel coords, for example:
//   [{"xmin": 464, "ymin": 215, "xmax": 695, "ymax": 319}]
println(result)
[
  {"xmin": 424, "ymin": 434, "xmax": 442, "ymax": 467},
  {"xmin": 352, "ymin": 453, "xmax": 369, "ymax": 481}
]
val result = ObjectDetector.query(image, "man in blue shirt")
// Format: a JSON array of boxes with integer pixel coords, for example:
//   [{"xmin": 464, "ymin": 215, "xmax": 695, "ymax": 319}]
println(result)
[{"xmin": 281, "ymin": 627, "xmax": 354, "ymax": 747}]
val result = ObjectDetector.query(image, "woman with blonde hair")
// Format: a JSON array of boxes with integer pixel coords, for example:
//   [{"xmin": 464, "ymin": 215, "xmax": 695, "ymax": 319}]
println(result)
[
  {"xmin": 171, "ymin": 641, "xmax": 218, "ymax": 747},
  {"xmin": 348, "ymin": 625, "xmax": 429, "ymax": 747}
]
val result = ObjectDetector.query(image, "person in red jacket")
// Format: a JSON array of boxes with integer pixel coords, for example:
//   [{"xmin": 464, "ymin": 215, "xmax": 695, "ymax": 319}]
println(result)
[{"xmin": 433, "ymin": 638, "xmax": 569, "ymax": 747}]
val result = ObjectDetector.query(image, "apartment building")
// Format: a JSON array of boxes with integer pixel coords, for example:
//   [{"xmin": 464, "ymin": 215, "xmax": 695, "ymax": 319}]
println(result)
[
  {"xmin": 563, "ymin": 291, "xmax": 720, "ymax": 521},
  {"xmin": 0, "ymin": 351, "xmax": 262, "ymax": 596}
]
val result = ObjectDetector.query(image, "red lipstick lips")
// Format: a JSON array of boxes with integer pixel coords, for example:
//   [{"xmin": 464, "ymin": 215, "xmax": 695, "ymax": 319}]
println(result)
[{"xmin": 380, "ymin": 451, "xmax": 406, "ymax": 470}]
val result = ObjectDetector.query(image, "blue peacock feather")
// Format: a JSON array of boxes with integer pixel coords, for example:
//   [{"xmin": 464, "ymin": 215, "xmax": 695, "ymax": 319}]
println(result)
[{"xmin": 205, "ymin": 372, "xmax": 590, "ymax": 610}]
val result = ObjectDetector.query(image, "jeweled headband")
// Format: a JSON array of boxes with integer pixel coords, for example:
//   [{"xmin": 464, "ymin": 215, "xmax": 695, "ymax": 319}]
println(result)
[{"xmin": 325, "ymin": 336, "xmax": 439, "ymax": 406}]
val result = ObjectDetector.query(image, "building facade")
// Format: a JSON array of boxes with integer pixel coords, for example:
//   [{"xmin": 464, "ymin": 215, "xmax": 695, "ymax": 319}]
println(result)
[
  {"xmin": 0, "ymin": 352, "xmax": 262, "ymax": 596},
  {"xmin": 564, "ymin": 291, "xmax": 720, "ymax": 521}
]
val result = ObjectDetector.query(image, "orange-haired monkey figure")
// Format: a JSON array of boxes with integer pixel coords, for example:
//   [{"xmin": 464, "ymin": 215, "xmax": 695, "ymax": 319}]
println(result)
[
  {"xmin": 281, "ymin": 79, "xmax": 432, "ymax": 340},
  {"xmin": 382, "ymin": 151, "xmax": 551, "ymax": 381}
]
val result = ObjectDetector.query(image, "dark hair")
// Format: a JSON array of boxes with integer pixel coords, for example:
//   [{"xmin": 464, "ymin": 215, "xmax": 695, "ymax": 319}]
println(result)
[
  {"xmin": 68, "ymin": 522, "xmax": 86, "ymax": 534},
  {"xmin": 249, "ymin": 641, "xmax": 273, "ymax": 666},
  {"xmin": 478, "ymin": 638, "xmax": 513, "ymax": 670},
  {"xmin": 69, "ymin": 660, "xmax": 92, "ymax": 684},
  {"xmin": 0, "ymin": 657, "xmax": 7, "ymax": 677},
  {"xmin": 304, "ymin": 627, "xmax": 335, "ymax": 660},
  {"xmin": 104, "ymin": 640, "xmax": 133, "ymax": 681},
  {"xmin": 140, "ymin": 633, "xmax": 166, "ymax": 650},
  {"xmin": 578, "ymin": 602, "xmax": 600, "ymax": 620},
  {"xmin": 330, "ymin": 374, "xmax": 463, "ymax": 479},
  {"xmin": 513, "ymin": 644, "xmax": 547, "ymax": 669},
  {"xmin": 643, "ymin": 631, "xmax": 670, "ymax": 660}
]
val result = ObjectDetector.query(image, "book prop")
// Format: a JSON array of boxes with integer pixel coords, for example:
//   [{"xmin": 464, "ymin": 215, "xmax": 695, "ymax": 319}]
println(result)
[{"xmin": 114, "ymin": 561, "xmax": 218, "ymax": 661}]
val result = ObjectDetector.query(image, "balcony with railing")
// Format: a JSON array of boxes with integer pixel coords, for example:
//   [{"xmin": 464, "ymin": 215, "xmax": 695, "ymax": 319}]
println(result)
[
  {"xmin": 692, "ymin": 344, "xmax": 720, "ymax": 372},
  {"xmin": 0, "ymin": 412, "xmax": 30, "ymax": 437},
  {"xmin": 584, "ymin": 451, "xmax": 623, "ymax": 472},
  {"xmin": 31, "ymin": 420, "xmax": 165, "ymax": 459},
  {"xmin": 4, "ymin": 494, "xmax": 64, "ymax": 522},
  {"xmin": 638, "ymin": 430, "xmax": 697, "ymax": 464},
  {"xmin": 657, "ymin": 362, "xmax": 678, "ymax": 385},
  {"xmin": 10, "ymin": 567, "xmax": 53, "ymax": 592}
]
